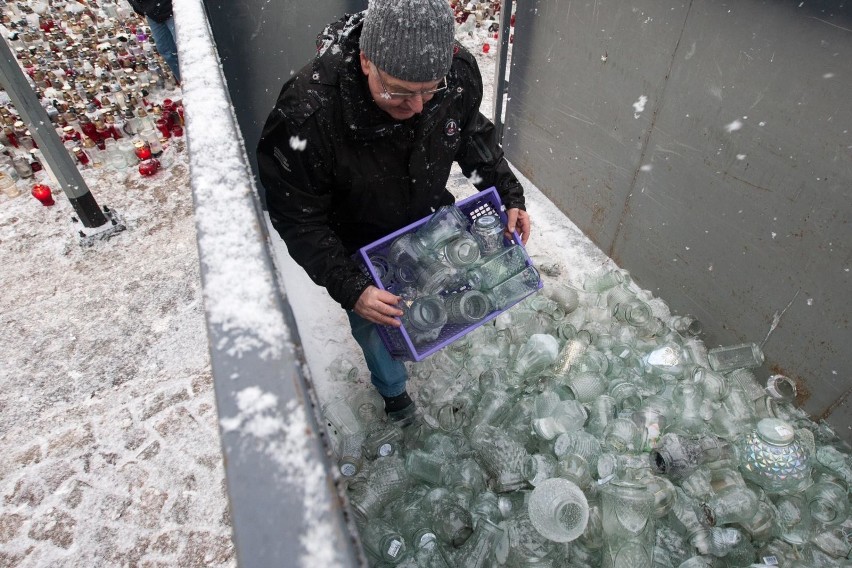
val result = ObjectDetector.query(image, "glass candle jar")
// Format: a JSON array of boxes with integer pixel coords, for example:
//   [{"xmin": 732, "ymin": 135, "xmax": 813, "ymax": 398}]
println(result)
[
  {"xmin": 524, "ymin": 453, "xmax": 558, "ymax": 487},
  {"xmin": 155, "ymin": 117, "xmax": 171, "ymax": 138},
  {"xmin": 441, "ymin": 232, "xmax": 481, "ymax": 267},
  {"xmin": 471, "ymin": 213, "xmax": 505, "ymax": 255},
  {"xmin": 402, "ymin": 295, "xmax": 447, "ymax": 334},
  {"xmin": 424, "ymin": 494, "xmax": 475, "ymax": 548},
  {"xmin": 528, "ymin": 478, "xmax": 590, "ymax": 542},
  {"xmin": 612, "ymin": 301, "xmax": 653, "ymax": 327},
  {"xmin": 707, "ymin": 342, "xmax": 765, "ymax": 372},
  {"xmin": 414, "ymin": 260, "xmax": 462, "ymax": 296},
  {"xmin": 669, "ymin": 314, "xmax": 703, "ymax": 337},
  {"xmin": 600, "ymin": 481, "xmax": 655, "ymax": 568},
  {"xmin": 532, "ymin": 399, "xmax": 588, "ymax": 440},
  {"xmin": 347, "ymin": 457, "xmax": 408, "ymax": 521},
  {"xmin": 336, "ymin": 432, "xmax": 365, "ymax": 478},
  {"xmin": 414, "ymin": 204, "xmax": 469, "ymax": 250},
  {"xmin": 737, "ymin": 418, "xmax": 812, "ymax": 494},
  {"xmin": 804, "ymin": 479, "xmax": 848, "ymax": 526},
  {"xmin": 444, "ymin": 290, "xmax": 492, "ymax": 325},
  {"xmin": 583, "ymin": 268, "xmax": 630, "ymax": 293},
  {"xmin": 0, "ymin": 170, "xmax": 21, "ymax": 197},
  {"xmin": 447, "ymin": 518, "xmax": 503, "ymax": 568},
  {"xmin": 133, "ymin": 139, "xmax": 151, "ymax": 160},
  {"xmin": 564, "ymin": 371, "xmax": 608, "ymax": 403},
  {"xmin": 117, "ymin": 140, "xmax": 139, "ymax": 166},
  {"xmin": 28, "ymin": 149, "xmax": 43, "ymax": 172},
  {"xmin": 512, "ymin": 333, "xmax": 559, "ymax": 378},
  {"xmin": 19, "ymin": 130, "xmax": 35, "ymax": 151},
  {"xmin": 649, "ymin": 433, "xmax": 734, "ymax": 482},
  {"xmin": 31, "ymin": 184, "xmax": 55, "ymax": 206},
  {"xmin": 467, "ymin": 244, "xmax": 528, "ymax": 291},
  {"xmin": 486, "ymin": 265, "xmax": 541, "ymax": 310},
  {"xmin": 71, "ymin": 146, "xmax": 90, "ymax": 166},
  {"xmin": 12, "ymin": 155, "xmax": 33, "ymax": 179},
  {"xmin": 138, "ymin": 158, "xmax": 159, "ymax": 176},
  {"xmin": 358, "ymin": 518, "xmax": 407, "ymax": 564}
]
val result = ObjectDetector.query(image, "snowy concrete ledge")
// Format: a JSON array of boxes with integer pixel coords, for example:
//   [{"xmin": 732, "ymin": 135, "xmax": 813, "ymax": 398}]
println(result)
[{"xmin": 173, "ymin": 1, "xmax": 360, "ymax": 566}]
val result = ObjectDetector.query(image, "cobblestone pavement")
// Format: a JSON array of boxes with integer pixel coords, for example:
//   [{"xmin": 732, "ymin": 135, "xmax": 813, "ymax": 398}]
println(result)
[{"xmin": 0, "ymin": 143, "xmax": 236, "ymax": 567}]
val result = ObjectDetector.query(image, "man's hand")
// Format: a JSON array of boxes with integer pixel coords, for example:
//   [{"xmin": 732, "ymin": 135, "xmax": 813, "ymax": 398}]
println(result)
[
  {"xmin": 506, "ymin": 208, "xmax": 531, "ymax": 244},
  {"xmin": 354, "ymin": 285, "xmax": 404, "ymax": 327}
]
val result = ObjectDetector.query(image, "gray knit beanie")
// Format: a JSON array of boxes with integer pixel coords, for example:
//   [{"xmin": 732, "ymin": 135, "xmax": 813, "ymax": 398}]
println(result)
[{"xmin": 359, "ymin": 0, "xmax": 455, "ymax": 82}]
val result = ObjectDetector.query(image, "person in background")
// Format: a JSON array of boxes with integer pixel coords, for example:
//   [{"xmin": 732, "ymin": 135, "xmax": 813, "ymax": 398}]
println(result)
[
  {"xmin": 256, "ymin": 0, "xmax": 530, "ymax": 424},
  {"xmin": 127, "ymin": 0, "xmax": 180, "ymax": 84}
]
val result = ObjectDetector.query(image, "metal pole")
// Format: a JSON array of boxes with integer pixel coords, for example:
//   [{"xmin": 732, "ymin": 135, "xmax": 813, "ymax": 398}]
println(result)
[
  {"xmin": 492, "ymin": 0, "xmax": 513, "ymax": 142},
  {"xmin": 0, "ymin": 36, "xmax": 107, "ymax": 228}
]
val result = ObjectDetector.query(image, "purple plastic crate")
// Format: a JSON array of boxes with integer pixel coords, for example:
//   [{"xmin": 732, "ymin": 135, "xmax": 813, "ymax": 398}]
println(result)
[{"xmin": 357, "ymin": 187, "xmax": 541, "ymax": 361}]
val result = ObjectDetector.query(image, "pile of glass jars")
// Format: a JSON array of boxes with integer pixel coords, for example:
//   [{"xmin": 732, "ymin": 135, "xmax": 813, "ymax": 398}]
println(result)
[
  {"xmin": 371, "ymin": 204, "xmax": 540, "ymax": 346},
  {"xmin": 0, "ymin": 0, "xmax": 183, "ymax": 198},
  {"xmin": 326, "ymin": 267, "xmax": 852, "ymax": 567}
]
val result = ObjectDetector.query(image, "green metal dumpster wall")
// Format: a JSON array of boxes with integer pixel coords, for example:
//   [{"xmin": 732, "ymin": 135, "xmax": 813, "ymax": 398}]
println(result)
[
  {"xmin": 504, "ymin": 0, "xmax": 852, "ymax": 439},
  {"xmin": 201, "ymin": 0, "xmax": 367, "ymax": 181},
  {"xmin": 202, "ymin": 0, "xmax": 850, "ymax": 441}
]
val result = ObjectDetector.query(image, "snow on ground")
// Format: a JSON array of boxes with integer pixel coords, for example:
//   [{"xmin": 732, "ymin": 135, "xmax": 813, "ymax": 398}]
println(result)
[
  {"xmin": 0, "ymin": 5, "xmax": 614, "ymax": 568},
  {"xmin": 0, "ymin": 127, "xmax": 235, "ymax": 566}
]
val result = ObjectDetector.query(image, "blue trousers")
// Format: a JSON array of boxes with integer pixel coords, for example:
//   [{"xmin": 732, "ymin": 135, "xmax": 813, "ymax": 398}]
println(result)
[
  {"xmin": 147, "ymin": 16, "xmax": 180, "ymax": 83},
  {"xmin": 347, "ymin": 312, "xmax": 408, "ymax": 398}
]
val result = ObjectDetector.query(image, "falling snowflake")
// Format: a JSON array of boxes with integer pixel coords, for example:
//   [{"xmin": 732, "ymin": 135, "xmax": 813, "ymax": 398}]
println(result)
[
  {"xmin": 289, "ymin": 136, "xmax": 307, "ymax": 151},
  {"xmin": 632, "ymin": 95, "xmax": 648, "ymax": 119},
  {"xmin": 725, "ymin": 120, "xmax": 743, "ymax": 133}
]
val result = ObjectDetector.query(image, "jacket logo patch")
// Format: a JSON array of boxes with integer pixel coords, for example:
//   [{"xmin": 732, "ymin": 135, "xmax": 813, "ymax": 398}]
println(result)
[{"xmin": 444, "ymin": 119, "xmax": 459, "ymax": 137}]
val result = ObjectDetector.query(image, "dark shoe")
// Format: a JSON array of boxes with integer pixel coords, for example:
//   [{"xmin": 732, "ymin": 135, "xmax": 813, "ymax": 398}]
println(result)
[{"xmin": 383, "ymin": 391, "xmax": 417, "ymax": 427}]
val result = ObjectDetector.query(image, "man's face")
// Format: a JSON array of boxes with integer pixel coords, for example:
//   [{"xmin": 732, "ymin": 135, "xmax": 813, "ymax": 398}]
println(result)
[{"xmin": 359, "ymin": 52, "xmax": 444, "ymax": 121}]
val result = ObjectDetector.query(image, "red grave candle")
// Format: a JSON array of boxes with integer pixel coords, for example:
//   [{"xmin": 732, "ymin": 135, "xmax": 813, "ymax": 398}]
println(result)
[
  {"xmin": 133, "ymin": 140, "xmax": 152, "ymax": 160},
  {"xmin": 31, "ymin": 184, "xmax": 55, "ymax": 206},
  {"xmin": 138, "ymin": 159, "xmax": 160, "ymax": 176}
]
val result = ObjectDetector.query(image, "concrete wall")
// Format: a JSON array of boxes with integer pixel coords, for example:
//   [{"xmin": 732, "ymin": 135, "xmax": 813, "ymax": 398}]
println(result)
[{"xmin": 504, "ymin": 0, "xmax": 852, "ymax": 435}]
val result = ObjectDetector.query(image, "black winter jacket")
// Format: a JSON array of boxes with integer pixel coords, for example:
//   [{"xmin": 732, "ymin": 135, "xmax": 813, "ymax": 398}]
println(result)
[
  {"xmin": 127, "ymin": 0, "xmax": 173, "ymax": 24},
  {"xmin": 256, "ymin": 12, "xmax": 525, "ymax": 311}
]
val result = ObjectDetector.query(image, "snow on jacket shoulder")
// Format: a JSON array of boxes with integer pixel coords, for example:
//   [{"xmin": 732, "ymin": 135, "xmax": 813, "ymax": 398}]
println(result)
[{"xmin": 256, "ymin": 12, "xmax": 524, "ymax": 311}]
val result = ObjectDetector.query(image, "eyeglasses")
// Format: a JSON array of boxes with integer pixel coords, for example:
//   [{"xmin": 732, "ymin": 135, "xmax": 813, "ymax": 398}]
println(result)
[{"xmin": 374, "ymin": 65, "xmax": 448, "ymax": 99}]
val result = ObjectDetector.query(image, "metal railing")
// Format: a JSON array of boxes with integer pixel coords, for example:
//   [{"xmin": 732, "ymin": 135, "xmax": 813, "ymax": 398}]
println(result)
[{"xmin": 174, "ymin": 1, "xmax": 363, "ymax": 565}]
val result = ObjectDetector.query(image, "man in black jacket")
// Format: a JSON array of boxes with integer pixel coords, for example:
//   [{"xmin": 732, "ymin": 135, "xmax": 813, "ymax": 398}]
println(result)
[
  {"xmin": 127, "ymin": 0, "xmax": 180, "ymax": 83},
  {"xmin": 256, "ymin": 0, "xmax": 530, "ymax": 421}
]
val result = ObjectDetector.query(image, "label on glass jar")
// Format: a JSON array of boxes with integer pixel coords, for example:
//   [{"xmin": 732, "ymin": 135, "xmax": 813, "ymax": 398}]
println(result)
[
  {"xmin": 762, "ymin": 556, "xmax": 779, "ymax": 565},
  {"xmin": 775, "ymin": 425, "xmax": 793, "ymax": 438},
  {"xmin": 417, "ymin": 533, "xmax": 436, "ymax": 549},
  {"xmin": 387, "ymin": 539, "xmax": 403, "ymax": 558}
]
